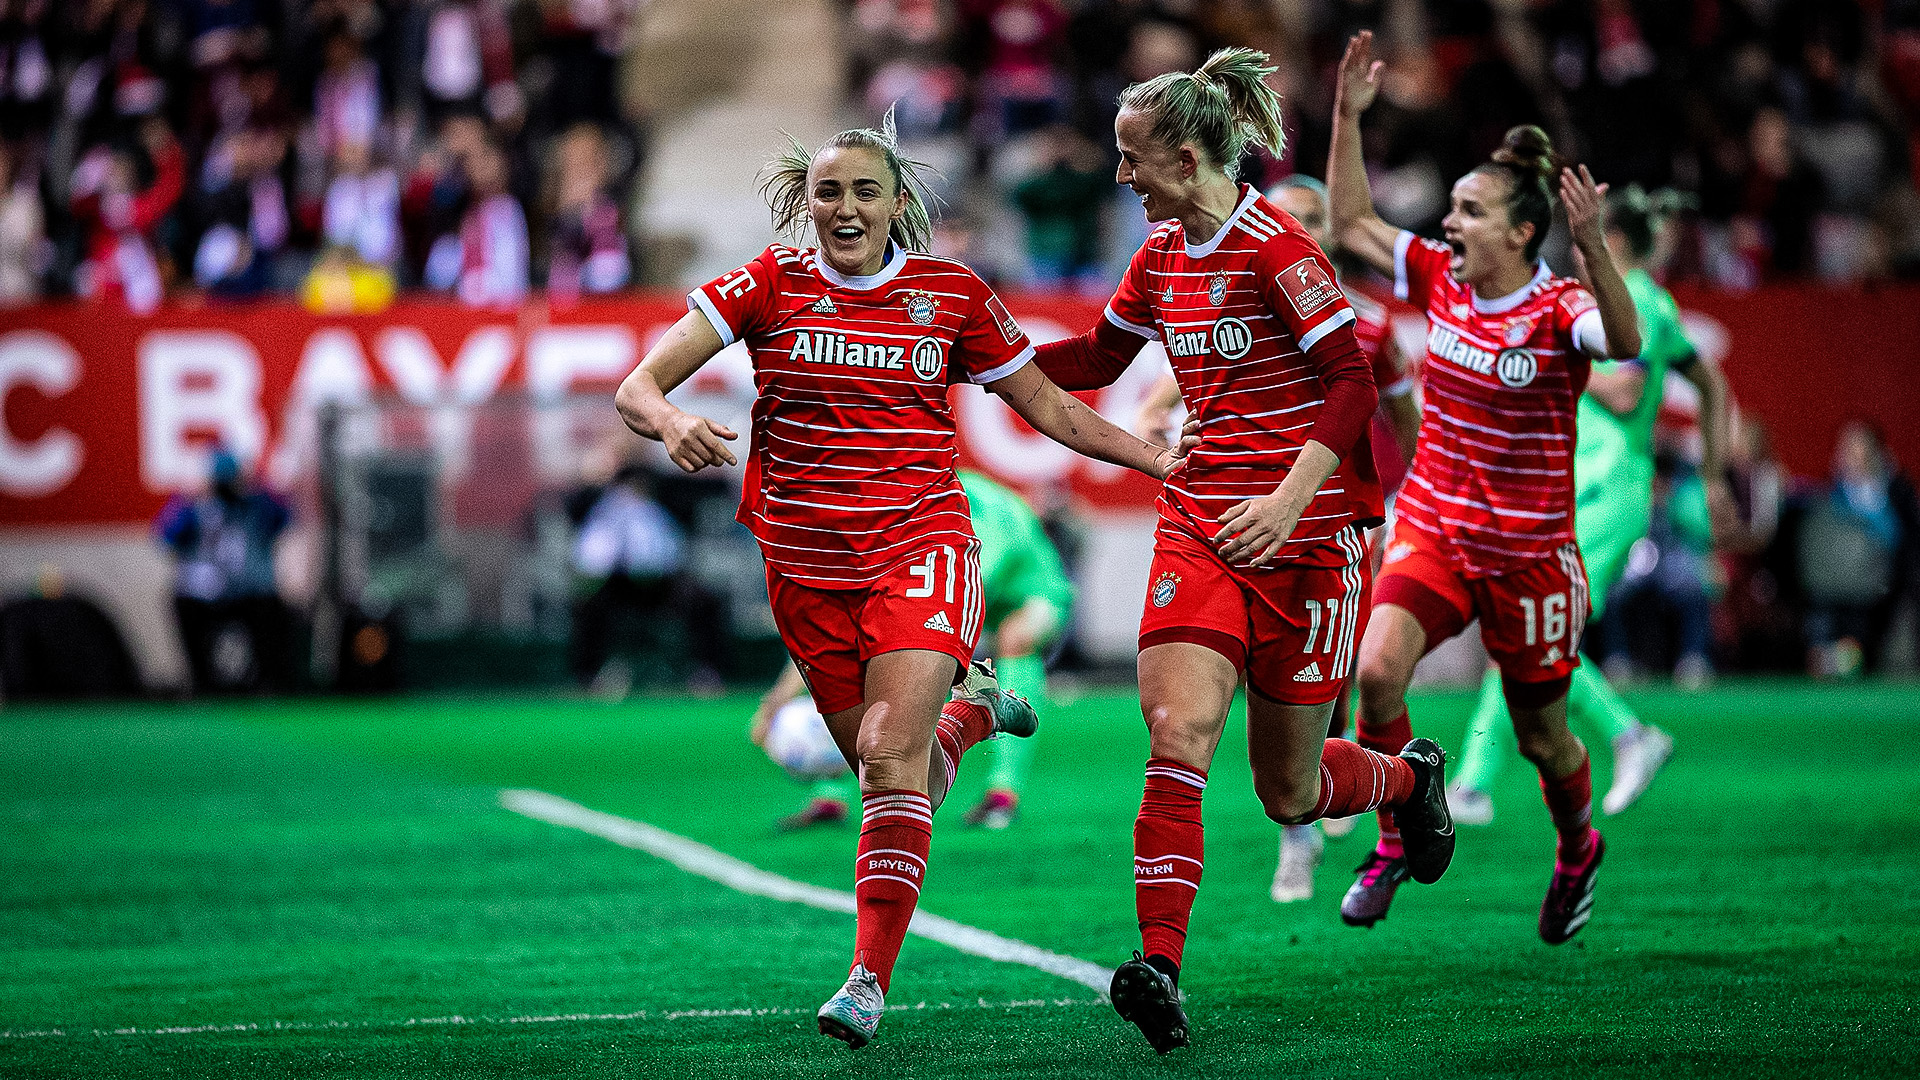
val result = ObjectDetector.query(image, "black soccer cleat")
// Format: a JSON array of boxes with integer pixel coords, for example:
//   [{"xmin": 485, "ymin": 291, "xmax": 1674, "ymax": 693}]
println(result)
[
  {"xmin": 1396, "ymin": 738, "xmax": 1455, "ymax": 885},
  {"xmin": 1110, "ymin": 953, "xmax": 1189, "ymax": 1055},
  {"xmin": 1539, "ymin": 830, "xmax": 1605, "ymax": 945},
  {"xmin": 1339, "ymin": 851, "xmax": 1410, "ymax": 927}
]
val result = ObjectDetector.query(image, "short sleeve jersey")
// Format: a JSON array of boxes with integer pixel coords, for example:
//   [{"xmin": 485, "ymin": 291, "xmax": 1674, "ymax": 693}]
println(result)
[
  {"xmin": 690, "ymin": 243, "xmax": 1034, "ymax": 588},
  {"xmin": 1104, "ymin": 185, "xmax": 1384, "ymax": 570},
  {"xmin": 1392, "ymin": 230, "xmax": 1601, "ymax": 577},
  {"xmin": 1574, "ymin": 268, "xmax": 1699, "ymax": 511}
]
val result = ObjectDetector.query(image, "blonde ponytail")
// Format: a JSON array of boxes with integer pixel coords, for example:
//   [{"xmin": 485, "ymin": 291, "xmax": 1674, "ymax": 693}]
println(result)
[
  {"xmin": 757, "ymin": 105, "xmax": 941, "ymax": 253},
  {"xmin": 1118, "ymin": 47, "xmax": 1286, "ymax": 179}
]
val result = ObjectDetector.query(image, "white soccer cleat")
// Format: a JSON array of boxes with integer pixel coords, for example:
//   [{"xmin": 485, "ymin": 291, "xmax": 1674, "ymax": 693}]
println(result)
[
  {"xmin": 1447, "ymin": 784, "xmax": 1495, "ymax": 826},
  {"xmin": 1270, "ymin": 825, "xmax": 1323, "ymax": 903},
  {"xmin": 1603, "ymin": 723, "xmax": 1674, "ymax": 816},
  {"xmin": 817, "ymin": 964, "xmax": 885, "ymax": 1048}
]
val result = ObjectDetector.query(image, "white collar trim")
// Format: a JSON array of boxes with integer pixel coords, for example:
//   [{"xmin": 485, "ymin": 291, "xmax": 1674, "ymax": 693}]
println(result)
[
  {"xmin": 814, "ymin": 242, "xmax": 909, "ymax": 291},
  {"xmin": 1182, "ymin": 185, "xmax": 1258, "ymax": 259},
  {"xmin": 1473, "ymin": 260, "xmax": 1552, "ymax": 314}
]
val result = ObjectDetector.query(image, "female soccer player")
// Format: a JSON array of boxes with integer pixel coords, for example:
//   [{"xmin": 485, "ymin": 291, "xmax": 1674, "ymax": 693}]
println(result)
[
  {"xmin": 1033, "ymin": 48, "xmax": 1456, "ymax": 1054},
  {"xmin": 1326, "ymin": 31, "xmax": 1642, "ymax": 943},
  {"xmin": 1134, "ymin": 174, "xmax": 1423, "ymax": 906},
  {"xmin": 615, "ymin": 113, "xmax": 1179, "ymax": 1049},
  {"xmin": 1446, "ymin": 185, "xmax": 1731, "ymax": 826}
]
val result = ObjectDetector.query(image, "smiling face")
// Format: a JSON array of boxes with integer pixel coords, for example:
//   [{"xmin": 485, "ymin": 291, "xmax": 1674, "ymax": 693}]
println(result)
[
  {"xmin": 1441, "ymin": 169, "xmax": 1535, "ymax": 289},
  {"xmin": 807, "ymin": 145, "xmax": 907, "ymax": 277},
  {"xmin": 1115, "ymin": 108, "xmax": 1194, "ymax": 223}
]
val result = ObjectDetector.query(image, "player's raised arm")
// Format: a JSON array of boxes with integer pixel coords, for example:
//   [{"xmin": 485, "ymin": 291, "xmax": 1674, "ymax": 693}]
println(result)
[
  {"xmin": 615, "ymin": 310, "xmax": 738, "ymax": 472},
  {"xmin": 986, "ymin": 361, "xmax": 1178, "ymax": 479},
  {"xmin": 1327, "ymin": 31, "xmax": 1400, "ymax": 278},
  {"xmin": 1562, "ymin": 165, "xmax": 1642, "ymax": 360}
]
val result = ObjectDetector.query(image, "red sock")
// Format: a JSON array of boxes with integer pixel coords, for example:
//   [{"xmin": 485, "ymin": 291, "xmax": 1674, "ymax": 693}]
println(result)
[
  {"xmin": 1134, "ymin": 758, "xmax": 1206, "ymax": 968},
  {"xmin": 1310, "ymin": 738, "xmax": 1417, "ymax": 819},
  {"xmin": 932, "ymin": 700, "xmax": 992, "ymax": 794},
  {"xmin": 852, "ymin": 789, "xmax": 932, "ymax": 993},
  {"xmin": 1357, "ymin": 709, "xmax": 1413, "ymax": 858},
  {"xmin": 1539, "ymin": 753, "xmax": 1597, "ymax": 867}
]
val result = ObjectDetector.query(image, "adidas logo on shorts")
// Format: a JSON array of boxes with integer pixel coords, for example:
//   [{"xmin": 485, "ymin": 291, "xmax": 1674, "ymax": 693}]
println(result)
[
  {"xmin": 1294, "ymin": 662, "xmax": 1323, "ymax": 683},
  {"xmin": 812, "ymin": 295, "xmax": 838, "ymax": 314},
  {"xmin": 923, "ymin": 611, "xmax": 954, "ymax": 634}
]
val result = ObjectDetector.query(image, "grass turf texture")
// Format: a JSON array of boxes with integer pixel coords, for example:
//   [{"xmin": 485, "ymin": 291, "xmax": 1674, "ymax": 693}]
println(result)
[{"xmin": 2, "ymin": 682, "xmax": 1915, "ymax": 1078}]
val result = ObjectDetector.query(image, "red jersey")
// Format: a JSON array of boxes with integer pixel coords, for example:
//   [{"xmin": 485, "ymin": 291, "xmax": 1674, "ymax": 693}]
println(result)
[
  {"xmin": 1106, "ymin": 186, "xmax": 1383, "ymax": 568},
  {"xmin": 1392, "ymin": 231, "xmax": 1603, "ymax": 576},
  {"xmin": 691, "ymin": 244, "xmax": 1034, "ymax": 588},
  {"xmin": 1348, "ymin": 279, "xmax": 1415, "ymax": 495}
]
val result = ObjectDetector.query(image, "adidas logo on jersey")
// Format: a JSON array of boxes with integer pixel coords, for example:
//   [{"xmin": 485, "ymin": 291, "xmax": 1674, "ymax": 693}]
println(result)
[
  {"xmin": 788, "ymin": 331, "xmax": 907, "ymax": 371},
  {"xmin": 1294, "ymin": 662, "xmax": 1324, "ymax": 683},
  {"xmin": 1541, "ymin": 645, "xmax": 1564, "ymax": 666},
  {"xmin": 811, "ymin": 295, "xmax": 837, "ymax": 314},
  {"xmin": 923, "ymin": 611, "xmax": 954, "ymax": 634}
]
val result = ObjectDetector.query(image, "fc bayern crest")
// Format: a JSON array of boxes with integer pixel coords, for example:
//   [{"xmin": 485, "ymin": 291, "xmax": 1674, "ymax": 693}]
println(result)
[
  {"xmin": 1207, "ymin": 274, "xmax": 1228, "ymax": 306},
  {"xmin": 1151, "ymin": 571, "xmax": 1181, "ymax": 608},
  {"xmin": 1504, "ymin": 317, "xmax": 1534, "ymax": 345},
  {"xmin": 905, "ymin": 292, "xmax": 938, "ymax": 326}
]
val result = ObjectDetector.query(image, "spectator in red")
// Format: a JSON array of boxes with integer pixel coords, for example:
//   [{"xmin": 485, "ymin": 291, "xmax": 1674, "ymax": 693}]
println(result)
[
  {"xmin": 69, "ymin": 118, "xmax": 183, "ymax": 312},
  {"xmin": 961, "ymin": 0, "xmax": 1067, "ymax": 144},
  {"xmin": 544, "ymin": 123, "xmax": 628, "ymax": 302}
]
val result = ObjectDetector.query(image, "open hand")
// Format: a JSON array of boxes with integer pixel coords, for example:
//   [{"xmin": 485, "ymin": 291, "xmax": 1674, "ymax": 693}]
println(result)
[
  {"xmin": 1335, "ymin": 31, "xmax": 1384, "ymax": 118},
  {"xmin": 660, "ymin": 410, "xmax": 738, "ymax": 472},
  {"xmin": 1560, "ymin": 165, "xmax": 1610, "ymax": 250},
  {"xmin": 1214, "ymin": 491, "xmax": 1304, "ymax": 568}
]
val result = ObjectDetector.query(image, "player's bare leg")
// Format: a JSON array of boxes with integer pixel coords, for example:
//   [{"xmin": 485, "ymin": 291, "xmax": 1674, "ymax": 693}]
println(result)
[
  {"xmin": 815, "ymin": 649, "xmax": 957, "ymax": 1049},
  {"xmin": 1343, "ymin": 605, "xmax": 1432, "ymax": 926},
  {"xmin": 1111, "ymin": 642, "xmax": 1237, "ymax": 1054},
  {"xmin": 1509, "ymin": 684, "xmax": 1604, "ymax": 944}
]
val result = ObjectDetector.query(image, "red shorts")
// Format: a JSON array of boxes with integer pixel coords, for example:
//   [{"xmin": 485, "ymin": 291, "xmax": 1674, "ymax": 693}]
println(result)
[
  {"xmin": 1138, "ymin": 522, "xmax": 1373, "ymax": 705},
  {"xmin": 1373, "ymin": 523, "xmax": 1590, "ymax": 683},
  {"xmin": 767, "ymin": 542, "xmax": 982, "ymax": 715}
]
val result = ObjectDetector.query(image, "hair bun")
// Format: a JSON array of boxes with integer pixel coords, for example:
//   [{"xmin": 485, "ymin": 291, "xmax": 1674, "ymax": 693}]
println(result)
[{"xmin": 1490, "ymin": 125, "xmax": 1556, "ymax": 184}]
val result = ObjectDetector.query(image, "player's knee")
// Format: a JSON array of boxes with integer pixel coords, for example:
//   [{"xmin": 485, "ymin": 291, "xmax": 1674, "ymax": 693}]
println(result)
[{"xmin": 1142, "ymin": 702, "xmax": 1214, "ymax": 762}]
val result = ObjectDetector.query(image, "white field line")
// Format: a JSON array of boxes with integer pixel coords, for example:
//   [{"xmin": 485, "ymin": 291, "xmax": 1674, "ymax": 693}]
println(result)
[
  {"xmin": 0, "ymin": 997, "xmax": 1106, "ymax": 1040},
  {"xmin": 499, "ymin": 788, "xmax": 1116, "ymax": 995}
]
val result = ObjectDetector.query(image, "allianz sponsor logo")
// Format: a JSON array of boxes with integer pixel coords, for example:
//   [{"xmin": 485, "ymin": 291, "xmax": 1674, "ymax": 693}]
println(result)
[
  {"xmin": 788, "ymin": 331, "xmax": 909, "ymax": 371},
  {"xmin": 1427, "ymin": 322, "xmax": 1537, "ymax": 387},
  {"xmin": 1165, "ymin": 317, "xmax": 1254, "ymax": 360}
]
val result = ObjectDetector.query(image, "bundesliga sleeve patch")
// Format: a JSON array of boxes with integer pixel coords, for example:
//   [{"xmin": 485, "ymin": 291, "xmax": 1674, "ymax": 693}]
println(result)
[
  {"xmin": 1561, "ymin": 287, "xmax": 1598, "ymax": 319},
  {"xmin": 1277, "ymin": 258, "xmax": 1342, "ymax": 320},
  {"xmin": 986, "ymin": 294, "xmax": 1022, "ymax": 344}
]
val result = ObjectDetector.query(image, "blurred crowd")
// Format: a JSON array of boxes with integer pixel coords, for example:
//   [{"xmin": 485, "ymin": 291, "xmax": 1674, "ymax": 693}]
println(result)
[
  {"xmin": 0, "ymin": 0, "xmax": 642, "ymax": 313},
  {"xmin": 846, "ymin": 0, "xmax": 1920, "ymax": 289}
]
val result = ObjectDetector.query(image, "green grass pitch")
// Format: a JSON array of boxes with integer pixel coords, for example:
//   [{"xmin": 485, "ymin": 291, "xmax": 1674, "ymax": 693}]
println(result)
[{"xmin": 3, "ymin": 681, "xmax": 1916, "ymax": 1077}]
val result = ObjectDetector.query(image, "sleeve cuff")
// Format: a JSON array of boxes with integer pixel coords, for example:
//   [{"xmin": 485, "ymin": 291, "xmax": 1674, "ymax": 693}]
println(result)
[
  {"xmin": 1298, "ymin": 307, "xmax": 1357, "ymax": 352},
  {"xmin": 1103, "ymin": 305, "xmax": 1159, "ymax": 340},
  {"xmin": 971, "ymin": 345, "xmax": 1036, "ymax": 385},
  {"xmin": 1393, "ymin": 230, "xmax": 1415, "ymax": 302},
  {"xmin": 1571, "ymin": 308, "xmax": 1608, "ymax": 357},
  {"xmin": 688, "ymin": 288, "xmax": 736, "ymax": 348}
]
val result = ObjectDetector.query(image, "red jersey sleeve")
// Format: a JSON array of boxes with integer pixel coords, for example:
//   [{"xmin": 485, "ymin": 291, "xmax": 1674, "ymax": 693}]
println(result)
[
  {"xmin": 953, "ymin": 277, "xmax": 1037, "ymax": 385},
  {"xmin": 1554, "ymin": 284, "xmax": 1604, "ymax": 352},
  {"xmin": 1255, "ymin": 232, "xmax": 1356, "ymax": 352},
  {"xmin": 688, "ymin": 246, "xmax": 782, "ymax": 347},
  {"xmin": 1103, "ymin": 240, "xmax": 1160, "ymax": 342},
  {"xmin": 1393, "ymin": 230, "xmax": 1452, "ymax": 311}
]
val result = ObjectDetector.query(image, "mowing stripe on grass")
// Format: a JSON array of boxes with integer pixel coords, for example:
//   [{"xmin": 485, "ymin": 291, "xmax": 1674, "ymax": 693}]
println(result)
[
  {"xmin": 0, "ymin": 997, "xmax": 1108, "ymax": 1040},
  {"xmin": 500, "ymin": 789, "xmax": 1115, "ymax": 994}
]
